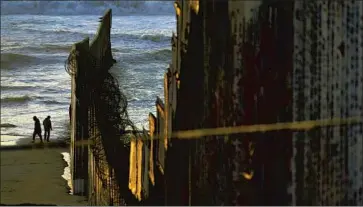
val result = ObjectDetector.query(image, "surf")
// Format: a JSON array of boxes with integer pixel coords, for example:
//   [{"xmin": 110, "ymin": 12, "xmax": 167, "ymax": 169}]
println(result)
[
  {"xmin": 119, "ymin": 48, "xmax": 171, "ymax": 64},
  {"xmin": 114, "ymin": 33, "xmax": 170, "ymax": 43},
  {"xmin": 0, "ymin": 53, "xmax": 40, "ymax": 69},
  {"xmin": 1, "ymin": 95, "xmax": 32, "ymax": 104},
  {"xmin": 0, "ymin": 123, "xmax": 17, "ymax": 128},
  {"xmin": 0, "ymin": 85, "xmax": 35, "ymax": 91},
  {"xmin": 22, "ymin": 44, "xmax": 72, "ymax": 54},
  {"xmin": 1, "ymin": 1, "xmax": 174, "ymax": 16}
]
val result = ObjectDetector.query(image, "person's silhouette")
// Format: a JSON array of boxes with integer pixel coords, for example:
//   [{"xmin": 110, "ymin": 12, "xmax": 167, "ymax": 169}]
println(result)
[
  {"xmin": 32, "ymin": 116, "xmax": 43, "ymax": 143},
  {"xmin": 43, "ymin": 116, "xmax": 52, "ymax": 142}
]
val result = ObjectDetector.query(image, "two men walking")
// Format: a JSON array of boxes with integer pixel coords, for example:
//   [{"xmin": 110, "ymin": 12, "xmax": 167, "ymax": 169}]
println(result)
[{"xmin": 32, "ymin": 115, "xmax": 52, "ymax": 143}]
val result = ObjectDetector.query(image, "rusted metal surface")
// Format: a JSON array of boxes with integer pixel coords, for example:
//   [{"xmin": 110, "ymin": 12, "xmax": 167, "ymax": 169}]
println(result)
[
  {"xmin": 86, "ymin": 9, "xmax": 123, "ymax": 206},
  {"xmin": 68, "ymin": 37, "xmax": 90, "ymax": 196},
  {"xmin": 68, "ymin": 9, "xmax": 135, "ymax": 206},
  {"xmin": 158, "ymin": 0, "xmax": 362, "ymax": 206},
  {"xmin": 87, "ymin": 9, "xmax": 136, "ymax": 206},
  {"xmin": 89, "ymin": 9, "xmax": 114, "ymax": 73},
  {"xmin": 155, "ymin": 97, "xmax": 166, "ymax": 175},
  {"xmin": 292, "ymin": 1, "xmax": 363, "ymax": 205},
  {"xmin": 67, "ymin": 1, "xmax": 363, "ymax": 206},
  {"xmin": 148, "ymin": 113, "xmax": 156, "ymax": 186}
]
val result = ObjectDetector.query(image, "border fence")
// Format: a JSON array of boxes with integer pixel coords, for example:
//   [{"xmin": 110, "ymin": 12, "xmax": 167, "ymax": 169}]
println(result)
[{"xmin": 67, "ymin": 1, "xmax": 363, "ymax": 205}]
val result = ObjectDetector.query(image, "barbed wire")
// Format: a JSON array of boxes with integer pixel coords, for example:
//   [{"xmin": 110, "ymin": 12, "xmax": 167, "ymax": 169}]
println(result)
[
  {"xmin": 88, "ymin": 56, "xmax": 141, "ymax": 204},
  {"xmin": 63, "ymin": 38, "xmax": 140, "ymax": 203},
  {"xmin": 65, "ymin": 48, "xmax": 78, "ymax": 76}
]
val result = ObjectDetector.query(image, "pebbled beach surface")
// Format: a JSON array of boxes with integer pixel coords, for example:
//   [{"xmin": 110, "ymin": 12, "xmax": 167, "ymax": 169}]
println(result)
[{"xmin": 0, "ymin": 146, "xmax": 87, "ymax": 206}]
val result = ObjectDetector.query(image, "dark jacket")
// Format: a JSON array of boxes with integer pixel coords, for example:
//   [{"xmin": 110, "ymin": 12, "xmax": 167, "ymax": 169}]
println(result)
[
  {"xmin": 34, "ymin": 118, "xmax": 41, "ymax": 133},
  {"xmin": 43, "ymin": 118, "xmax": 52, "ymax": 131}
]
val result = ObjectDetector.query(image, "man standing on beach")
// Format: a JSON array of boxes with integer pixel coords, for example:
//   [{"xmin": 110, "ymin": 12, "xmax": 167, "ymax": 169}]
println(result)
[
  {"xmin": 32, "ymin": 116, "xmax": 42, "ymax": 143},
  {"xmin": 43, "ymin": 116, "xmax": 52, "ymax": 142}
]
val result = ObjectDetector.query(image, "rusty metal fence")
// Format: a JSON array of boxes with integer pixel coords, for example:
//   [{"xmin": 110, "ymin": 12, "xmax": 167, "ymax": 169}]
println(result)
[{"xmin": 68, "ymin": 1, "xmax": 363, "ymax": 206}]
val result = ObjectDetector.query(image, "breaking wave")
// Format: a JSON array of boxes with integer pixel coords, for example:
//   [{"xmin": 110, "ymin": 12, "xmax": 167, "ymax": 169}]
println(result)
[
  {"xmin": 114, "ymin": 33, "xmax": 170, "ymax": 43},
  {"xmin": 120, "ymin": 48, "xmax": 171, "ymax": 63},
  {"xmin": 145, "ymin": 48, "xmax": 171, "ymax": 61},
  {"xmin": 41, "ymin": 100, "xmax": 67, "ymax": 105},
  {"xmin": 1, "ymin": 95, "xmax": 32, "ymax": 104},
  {"xmin": 140, "ymin": 34, "xmax": 170, "ymax": 42},
  {"xmin": 1, "ymin": 1, "xmax": 174, "ymax": 16},
  {"xmin": 0, "ymin": 123, "xmax": 17, "ymax": 128},
  {"xmin": 38, "ymin": 44, "xmax": 72, "ymax": 53},
  {"xmin": 20, "ymin": 26, "xmax": 171, "ymax": 43},
  {"xmin": 3, "ymin": 44, "xmax": 73, "ymax": 56},
  {"xmin": 116, "ymin": 32, "xmax": 173, "ymax": 44},
  {"xmin": 1, "ymin": 85, "xmax": 35, "ymax": 90},
  {"xmin": 1, "ymin": 53, "xmax": 40, "ymax": 69}
]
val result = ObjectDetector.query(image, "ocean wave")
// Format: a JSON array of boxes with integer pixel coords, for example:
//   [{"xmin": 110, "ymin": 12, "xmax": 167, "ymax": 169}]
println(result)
[
  {"xmin": 1, "ymin": 85, "xmax": 35, "ymax": 91},
  {"xmin": 0, "ymin": 106, "xmax": 68, "ymax": 118},
  {"xmin": 148, "ymin": 48, "xmax": 172, "ymax": 60},
  {"xmin": 1, "ymin": 53, "xmax": 40, "ymax": 69},
  {"xmin": 21, "ymin": 27, "xmax": 86, "ymax": 36},
  {"xmin": 0, "ymin": 123, "xmax": 17, "ymax": 128},
  {"xmin": 41, "ymin": 100, "xmax": 67, "ymax": 105},
  {"xmin": 112, "ymin": 48, "xmax": 137, "ymax": 53},
  {"xmin": 20, "ymin": 27, "xmax": 171, "ymax": 43},
  {"xmin": 1, "ymin": 1, "xmax": 174, "ymax": 16},
  {"xmin": 120, "ymin": 48, "xmax": 171, "ymax": 64},
  {"xmin": 39, "ymin": 44, "xmax": 72, "ymax": 53},
  {"xmin": 3, "ymin": 44, "xmax": 72, "ymax": 54},
  {"xmin": 1, "ymin": 95, "xmax": 32, "ymax": 104},
  {"xmin": 113, "ymin": 33, "xmax": 171, "ymax": 43},
  {"xmin": 139, "ymin": 34, "xmax": 170, "ymax": 42}
]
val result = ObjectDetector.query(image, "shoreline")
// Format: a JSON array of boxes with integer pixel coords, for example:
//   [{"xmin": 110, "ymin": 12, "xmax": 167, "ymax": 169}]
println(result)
[
  {"xmin": 0, "ymin": 144, "xmax": 86, "ymax": 205},
  {"xmin": 0, "ymin": 137, "xmax": 69, "ymax": 151}
]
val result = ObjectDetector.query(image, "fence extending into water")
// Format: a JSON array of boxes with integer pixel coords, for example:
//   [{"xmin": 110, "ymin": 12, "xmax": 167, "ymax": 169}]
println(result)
[
  {"xmin": 67, "ymin": 1, "xmax": 363, "ymax": 205},
  {"xmin": 67, "ymin": 9, "xmax": 137, "ymax": 205}
]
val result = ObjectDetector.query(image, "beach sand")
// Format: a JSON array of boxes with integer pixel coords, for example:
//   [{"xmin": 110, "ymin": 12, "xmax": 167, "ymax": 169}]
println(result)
[
  {"xmin": 0, "ymin": 146, "xmax": 87, "ymax": 205},
  {"xmin": 1, "ymin": 138, "xmax": 69, "ymax": 151}
]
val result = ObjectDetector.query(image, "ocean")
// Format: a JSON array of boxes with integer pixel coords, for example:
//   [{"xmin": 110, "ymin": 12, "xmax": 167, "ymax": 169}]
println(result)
[{"xmin": 0, "ymin": 1, "xmax": 175, "ymax": 146}]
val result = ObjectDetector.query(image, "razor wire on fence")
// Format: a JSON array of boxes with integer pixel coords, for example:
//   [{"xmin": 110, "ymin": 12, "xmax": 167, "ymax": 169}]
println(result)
[
  {"xmin": 66, "ymin": 43, "xmax": 142, "ymax": 204},
  {"xmin": 65, "ymin": 49, "xmax": 78, "ymax": 76}
]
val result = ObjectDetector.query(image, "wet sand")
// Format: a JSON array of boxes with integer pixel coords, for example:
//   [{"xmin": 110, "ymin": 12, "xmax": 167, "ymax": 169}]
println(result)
[
  {"xmin": 1, "ymin": 138, "xmax": 69, "ymax": 151},
  {"xmin": 0, "ymin": 146, "xmax": 87, "ymax": 205}
]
